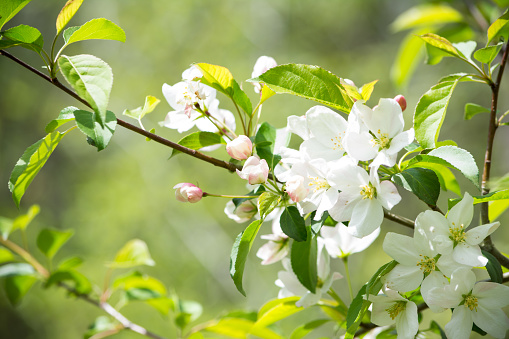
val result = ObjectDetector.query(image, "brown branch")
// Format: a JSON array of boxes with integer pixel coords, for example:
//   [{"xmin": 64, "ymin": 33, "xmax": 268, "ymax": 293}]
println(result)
[
  {"xmin": 0, "ymin": 50, "xmax": 242, "ymax": 174},
  {"xmin": 384, "ymin": 211, "xmax": 414, "ymax": 229}
]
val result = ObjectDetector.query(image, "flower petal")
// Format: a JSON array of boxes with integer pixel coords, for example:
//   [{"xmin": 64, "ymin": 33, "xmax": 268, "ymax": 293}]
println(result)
[
  {"xmin": 465, "ymin": 222, "xmax": 500, "ymax": 245},
  {"xmin": 387, "ymin": 129, "xmax": 415, "ymax": 155},
  {"xmin": 445, "ymin": 306, "xmax": 473, "ymax": 339},
  {"xmin": 472, "ymin": 306, "xmax": 509, "ymax": 339},
  {"xmin": 447, "ymin": 192, "xmax": 474, "ymax": 229},
  {"xmin": 384, "ymin": 264, "xmax": 423, "ymax": 293},
  {"xmin": 421, "ymin": 271, "xmax": 448, "ymax": 313},
  {"xmin": 395, "ymin": 301, "xmax": 418, "ymax": 339},
  {"xmin": 377, "ymin": 180, "xmax": 401, "ymax": 210},
  {"xmin": 382, "ymin": 232, "xmax": 419, "ymax": 265},
  {"xmin": 348, "ymin": 198, "xmax": 383, "ymax": 238},
  {"xmin": 452, "ymin": 242, "xmax": 487, "ymax": 267},
  {"xmin": 474, "ymin": 282, "xmax": 509, "ymax": 308}
]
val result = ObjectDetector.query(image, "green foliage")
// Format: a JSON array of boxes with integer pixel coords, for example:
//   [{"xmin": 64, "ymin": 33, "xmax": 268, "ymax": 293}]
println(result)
[
  {"xmin": 0, "ymin": 218, "xmax": 14, "ymax": 240},
  {"xmin": 290, "ymin": 226, "xmax": 317, "ymax": 293},
  {"xmin": 12, "ymin": 204, "xmax": 39, "ymax": 232},
  {"xmin": 45, "ymin": 106, "xmax": 78, "ymax": 133},
  {"xmin": 257, "ymin": 191, "xmax": 280, "ymax": 219},
  {"xmin": 4, "ymin": 275, "xmax": 37, "ymax": 305},
  {"xmin": 0, "ymin": 24, "xmax": 43, "ymax": 52},
  {"xmin": 255, "ymin": 122, "xmax": 281, "ymax": 169},
  {"xmin": 391, "ymin": 4, "xmax": 463, "ymax": 32},
  {"xmin": 280, "ymin": 206, "xmax": 307, "ymax": 242},
  {"xmin": 58, "ymin": 54, "xmax": 114, "ymax": 125},
  {"xmin": 63, "ymin": 18, "xmax": 126, "ymax": 46},
  {"xmin": 36, "ymin": 228, "xmax": 74, "ymax": 259},
  {"xmin": 9, "ymin": 131, "xmax": 68, "ymax": 208},
  {"xmin": 74, "ymin": 110, "xmax": 117, "ymax": 151},
  {"xmin": 56, "ymin": 0, "xmax": 84, "ymax": 34},
  {"xmin": 174, "ymin": 298, "xmax": 203, "ymax": 330},
  {"xmin": 482, "ymin": 250, "xmax": 503, "ymax": 284},
  {"xmin": 0, "ymin": 0, "xmax": 32, "ymax": 30},
  {"xmin": 122, "ymin": 95, "xmax": 160, "ymax": 125},
  {"xmin": 110, "ymin": 239, "xmax": 155, "ymax": 268},
  {"xmin": 289, "ymin": 319, "xmax": 331, "ymax": 339},
  {"xmin": 448, "ymin": 189, "xmax": 509, "ymax": 209},
  {"xmin": 229, "ymin": 219, "xmax": 262, "ymax": 296},
  {"xmin": 392, "ymin": 168, "xmax": 441, "ymax": 206},
  {"xmin": 412, "ymin": 162, "xmax": 461, "ymax": 196},
  {"xmin": 253, "ymin": 64, "xmax": 353, "ymax": 113},
  {"xmin": 474, "ymin": 42, "xmax": 503, "ymax": 64},
  {"xmin": 0, "ymin": 247, "xmax": 15, "ymax": 264},
  {"xmin": 414, "ymin": 79, "xmax": 460, "ymax": 149},
  {"xmin": 255, "ymin": 297, "xmax": 303, "ymax": 329},
  {"xmin": 464, "ymin": 103, "xmax": 491, "ymax": 120},
  {"xmin": 201, "ymin": 317, "xmax": 283, "ymax": 339},
  {"xmin": 487, "ymin": 10, "xmax": 509, "ymax": 44},
  {"xmin": 45, "ymin": 269, "xmax": 92, "ymax": 294},
  {"xmin": 170, "ymin": 131, "xmax": 225, "ymax": 158}
]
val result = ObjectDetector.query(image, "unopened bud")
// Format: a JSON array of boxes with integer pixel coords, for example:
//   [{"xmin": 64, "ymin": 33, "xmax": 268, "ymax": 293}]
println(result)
[
  {"xmin": 236, "ymin": 156, "xmax": 269, "ymax": 185},
  {"xmin": 173, "ymin": 183, "xmax": 203, "ymax": 203},
  {"xmin": 285, "ymin": 175, "xmax": 308, "ymax": 202},
  {"xmin": 226, "ymin": 135, "xmax": 252, "ymax": 160},
  {"xmin": 394, "ymin": 95, "xmax": 407, "ymax": 112}
]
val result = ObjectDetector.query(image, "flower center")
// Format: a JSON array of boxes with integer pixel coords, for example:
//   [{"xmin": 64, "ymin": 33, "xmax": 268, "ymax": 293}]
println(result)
[
  {"xmin": 371, "ymin": 130, "xmax": 391, "ymax": 150},
  {"xmin": 308, "ymin": 176, "xmax": 330, "ymax": 192},
  {"xmin": 416, "ymin": 255, "xmax": 436, "ymax": 274},
  {"xmin": 449, "ymin": 223, "xmax": 467, "ymax": 246},
  {"xmin": 329, "ymin": 134, "xmax": 344, "ymax": 151},
  {"xmin": 360, "ymin": 183, "xmax": 376, "ymax": 200},
  {"xmin": 463, "ymin": 294, "xmax": 478, "ymax": 311},
  {"xmin": 385, "ymin": 301, "xmax": 407, "ymax": 320}
]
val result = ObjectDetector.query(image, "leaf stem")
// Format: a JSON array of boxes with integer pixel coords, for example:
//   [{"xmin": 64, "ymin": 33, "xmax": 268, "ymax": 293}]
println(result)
[
  {"xmin": 203, "ymin": 193, "xmax": 257, "ymax": 199},
  {"xmin": 342, "ymin": 256, "xmax": 354, "ymax": 301}
]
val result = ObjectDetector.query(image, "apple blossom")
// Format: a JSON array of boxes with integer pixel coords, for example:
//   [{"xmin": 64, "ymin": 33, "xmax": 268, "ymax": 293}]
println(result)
[
  {"xmin": 226, "ymin": 135, "xmax": 252, "ymax": 160},
  {"xmin": 256, "ymin": 217, "xmax": 289, "ymax": 265},
  {"xmin": 285, "ymin": 175, "xmax": 308, "ymax": 202},
  {"xmin": 224, "ymin": 200, "xmax": 258, "ymax": 223},
  {"xmin": 236, "ymin": 156, "xmax": 269, "ymax": 185},
  {"xmin": 251, "ymin": 56, "xmax": 277, "ymax": 93},
  {"xmin": 321, "ymin": 222, "xmax": 380, "ymax": 258},
  {"xmin": 427, "ymin": 267, "xmax": 509, "ymax": 339},
  {"xmin": 173, "ymin": 183, "xmax": 203, "ymax": 203},
  {"xmin": 393, "ymin": 94, "xmax": 407, "ymax": 112}
]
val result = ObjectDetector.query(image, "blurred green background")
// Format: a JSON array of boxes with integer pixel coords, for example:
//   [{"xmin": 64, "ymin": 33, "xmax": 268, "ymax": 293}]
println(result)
[{"xmin": 1, "ymin": 0, "xmax": 508, "ymax": 338}]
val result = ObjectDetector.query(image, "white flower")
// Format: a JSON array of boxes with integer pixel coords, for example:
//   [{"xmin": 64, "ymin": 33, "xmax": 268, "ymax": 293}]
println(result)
[
  {"xmin": 344, "ymin": 98, "xmax": 414, "ymax": 167},
  {"xmin": 251, "ymin": 56, "xmax": 277, "ymax": 93},
  {"xmin": 256, "ymin": 217, "xmax": 289, "ymax": 265},
  {"xmin": 369, "ymin": 289, "xmax": 419, "ymax": 339},
  {"xmin": 285, "ymin": 175, "xmax": 308, "ymax": 203},
  {"xmin": 417, "ymin": 193, "xmax": 499, "ymax": 267},
  {"xmin": 328, "ymin": 157, "xmax": 401, "ymax": 237},
  {"xmin": 321, "ymin": 222, "xmax": 379, "ymax": 258},
  {"xmin": 173, "ymin": 183, "xmax": 203, "ymax": 203},
  {"xmin": 236, "ymin": 156, "xmax": 269, "ymax": 185},
  {"xmin": 226, "ymin": 135, "xmax": 252, "ymax": 160},
  {"xmin": 427, "ymin": 267, "xmax": 509, "ymax": 339},
  {"xmin": 224, "ymin": 200, "xmax": 257, "ymax": 223}
]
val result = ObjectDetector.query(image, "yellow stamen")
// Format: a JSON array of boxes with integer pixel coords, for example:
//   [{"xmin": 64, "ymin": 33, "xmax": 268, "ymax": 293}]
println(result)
[{"xmin": 386, "ymin": 301, "xmax": 407, "ymax": 320}]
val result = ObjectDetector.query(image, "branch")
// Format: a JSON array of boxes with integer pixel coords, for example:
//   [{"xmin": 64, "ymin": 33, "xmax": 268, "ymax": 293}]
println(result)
[
  {"xmin": 384, "ymin": 211, "xmax": 414, "ymax": 229},
  {"xmin": 0, "ymin": 50, "xmax": 241, "ymax": 174}
]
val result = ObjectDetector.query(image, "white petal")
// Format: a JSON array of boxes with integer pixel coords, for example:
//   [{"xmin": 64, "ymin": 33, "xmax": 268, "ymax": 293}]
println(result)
[
  {"xmin": 371, "ymin": 299, "xmax": 395, "ymax": 326},
  {"xmin": 436, "ymin": 254, "xmax": 470, "ymax": 277},
  {"xmin": 395, "ymin": 301, "xmax": 418, "ymax": 339},
  {"xmin": 465, "ymin": 222, "xmax": 500, "ymax": 245},
  {"xmin": 382, "ymin": 232, "xmax": 419, "ymax": 265},
  {"xmin": 472, "ymin": 306, "xmax": 509, "ymax": 339},
  {"xmin": 421, "ymin": 271, "xmax": 448, "ymax": 313},
  {"xmin": 449, "ymin": 267, "xmax": 476, "ymax": 295},
  {"xmin": 287, "ymin": 115, "xmax": 310, "ymax": 140},
  {"xmin": 427, "ymin": 286, "xmax": 463, "ymax": 309},
  {"xmin": 343, "ymin": 131, "xmax": 377, "ymax": 161},
  {"xmin": 474, "ymin": 282, "xmax": 509, "ymax": 308},
  {"xmin": 445, "ymin": 306, "xmax": 473, "ymax": 339},
  {"xmin": 377, "ymin": 180, "xmax": 401, "ymax": 210},
  {"xmin": 327, "ymin": 192, "xmax": 358, "ymax": 222},
  {"xmin": 301, "ymin": 138, "xmax": 343, "ymax": 161},
  {"xmin": 415, "ymin": 210, "xmax": 450, "ymax": 238},
  {"xmin": 384, "ymin": 264, "xmax": 423, "ymax": 292},
  {"xmin": 348, "ymin": 198, "xmax": 383, "ymax": 238},
  {"xmin": 387, "ymin": 129, "xmax": 415, "ymax": 155},
  {"xmin": 447, "ymin": 192, "xmax": 474, "ymax": 229},
  {"xmin": 452, "ymin": 243, "xmax": 487, "ymax": 267},
  {"xmin": 369, "ymin": 98, "xmax": 404, "ymax": 138}
]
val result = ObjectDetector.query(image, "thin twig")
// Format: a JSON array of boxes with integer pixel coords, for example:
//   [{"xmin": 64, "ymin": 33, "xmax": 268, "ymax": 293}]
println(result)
[{"xmin": 383, "ymin": 211, "xmax": 414, "ymax": 229}]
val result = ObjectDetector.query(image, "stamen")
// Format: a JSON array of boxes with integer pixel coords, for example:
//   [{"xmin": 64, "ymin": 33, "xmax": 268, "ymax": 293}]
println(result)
[{"xmin": 386, "ymin": 301, "xmax": 407, "ymax": 320}]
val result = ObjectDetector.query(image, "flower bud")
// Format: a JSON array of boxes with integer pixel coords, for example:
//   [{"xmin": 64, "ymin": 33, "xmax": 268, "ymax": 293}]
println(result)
[
  {"xmin": 236, "ymin": 156, "xmax": 269, "ymax": 185},
  {"xmin": 173, "ymin": 183, "xmax": 203, "ymax": 203},
  {"xmin": 285, "ymin": 175, "xmax": 308, "ymax": 202},
  {"xmin": 224, "ymin": 200, "xmax": 257, "ymax": 223},
  {"xmin": 226, "ymin": 135, "xmax": 252, "ymax": 160},
  {"xmin": 394, "ymin": 94, "xmax": 407, "ymax": 112}
]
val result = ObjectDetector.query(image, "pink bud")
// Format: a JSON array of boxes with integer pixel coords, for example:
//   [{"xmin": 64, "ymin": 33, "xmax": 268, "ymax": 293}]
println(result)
[
  {"xmin": 226, "ymin": 135, "xmax": 252, "ymax": 160},
  {"xmin": 285, "ymin": 175, "xmax": 309, "ymax": 202},
  {"xmin": 173, "ymin": 183, "xmax": 203, "ymax": 203},
  {"xmin": 236, "ymin": 156, "xmax": 269, "ymax": 185},
  {"xmin": 394, "ymin": 94, "xmax": 407, "ymax": 112}
]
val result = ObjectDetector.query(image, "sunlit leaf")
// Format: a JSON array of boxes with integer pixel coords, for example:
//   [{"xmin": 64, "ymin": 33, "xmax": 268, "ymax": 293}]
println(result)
[
  {"xmin": 254, "ymin": 297, "xmax": 304, "ymax": 329},
  {"xmin": 474, "ymin": 42, "xmax": 503, "ymax": 64},
  {"xmin": 110, "ymin": 239, "xmax": 155, "ymax": 268},
  {"xmin": 487, "ymin": 10, "xmax": 509, "ymax": 43},
  {"xmin": 175, "ymin": 299, "xmax": 203, "ymax": 330},
  {"xmin": 84, "ymin": 316, "xmax": 117, "ymax": 339},
  {"xmin": 290, "ymin": 319, "xmax": 331, "ymax": 339},
  {"xmin": 58, "ymin": 256, "xmax": 83, "ymax": 270},
  {"xmin": 391, "ymin": 4, "xmax": 463, "ymax": 32},
  {"xmin": 56, "ymin": 0, "xmax": 84, "ymax": 34},
  {"xmin": 419, "ymin": 33, "xmax": 462, "ymax": 59},
  {"xmin": 257, "ymin": 192, "xmax": 280, "ymax": 219},
  {"xmin": 12, "ymin": 204, "xmax": 39, "ymax": 232},
  {"xmin": 65, "ymin": 18, "xmax": 126, "ymax": 45},
  {"xmin": 45, "ymin": 269, "xmax": 92, "ymax": 294},
  {"xmin": 36, "ymin": 228, "xmax": 74, "ymax": 259},
  {"xmin": 0, "ymin": 263, "xmax": 34, "ymax": 278},
  {"xmin": 122, "ymin": 95, "xmax": 160, "ymax": 121},
  {"xmin": 0, "ymin": 247, "xmax": 15, "ymax": 264},
  {"xmin": 5, "ymin": 275, "xmax": 37, "ymax": 305},
  {"xmin": 204, "ymin": 318, "xmax": 283, "ymax": 339},
  {"xmin": 74, "ymin": 110, "xmax": 116, "ymax": 151},
  {"xmin": 259, "ymin": 85, "xmax": 276, "ymax": 105},
  {"xmin": 0, "ymin": 24, "xmax": 43, "ymax": 52},
  {"xmin": 170, "ymin": 131, "xmax": 225, "ymax": 158},
  {"xmin": 464, "ymin": 103, "xmax": 490, "ymax": 120},
  {"xmin": 290, "ymin": 227, "xmax": 317, "ymax": 293},
  {"xmin": 360, "ymin": 80, "xmax": 378, "ymax": 101},
  {"xmin": 45, "ymin": 106, "xmax": 78, "ymax": 133},
  {"xmin": 0, "ymin": 0, "xmax": 32, "ymax": 30},
  {"xmin": 391, "ymin": 28, "xmax": 428, "ymax": 88}
]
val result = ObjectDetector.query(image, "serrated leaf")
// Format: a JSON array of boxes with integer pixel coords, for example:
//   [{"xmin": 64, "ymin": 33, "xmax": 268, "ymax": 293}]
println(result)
[
  {"xmin": 110, "ymin": 239, "xmax": 155, "ymax": 268},
  {"xmin": 253, "ymin": 64, "xmax": 353, "ymax": 113},
  {"xmin": 438, "ymin": 73, "xmax": 479, "ymax": 83},
  {"xmin": 413, "ymin": 79, "xmax": 460, "ymax": 149},
  {"xmin": 170, "ymin": 131, "xmax": 225, "ymax": 158},
  {"xmin": 36, "ymin": 228, "xmax": 74, "ymax": 260},
  {"xmin": 474, "ymin": 43, "xmax": 503, "ymax": 64},
  {"xmin": 56, "ymin": 0, "xmax": 84, "ymax": 34},
  {"xmin": 62, "ymin": 26, "xmax": 79, "ymax": 44},
  {"xmin": 195, "ymin": 63, "xmax": 252, "ymax": 116},
  {"xmin": 289, "ymin": 319, "xmax": 330, "ymax": 339},
  {"xmin": 464, "ymin": 103, "xmax": 490, "ymax": 120},
  {"xmin": 255, "ymin": 122, "xmax": 280, "ymax": 169},
  {"xmin": 488, "ymin": 10, "xmax": 509, "ymax": 44},
  {"xmin": 391, "ymin": 4, "xmax": 463, "ymax": 32},
  {"xmin": 45, "ymin": 106, "xmax": 78, "ymax": 133},
  {"xmin": 392, "ymin": 168, "xmax": 440, "ymax": 205},
  {"xmin": 257, "ymin": 192, "xmax": 280, "ymax": 219},
  {"xmin": 5, "ymin": 275, "xmax": 37, "ymax": 305},
  {"xmin": 0, "ymin": 24, "xmax": 43, "ymax": 52},
  {"xmin": 419, "ymin": 33, "xmax": 462, "ymax": 59},
  {"xmin": 391, "ymin": 28, "xmax": 427, "ymax": 88},
  {"xmin": 360, "ymin": 80, "xmax": 378, "ymax": 101},
  {"xmin": 280, "ymin": 206, "xmax": 307, "ymax": 242},
  {"xmin": 8, "ymin": 131, "xmax": 67, "ymax": 208},
  {"xmin": 254, "ymin": 298, "xmax": 304, "ymax": 329},
  {"xmin": 65, "ymin": 18, "xmax": 125, "ymax": 45},
  {"xmin": 229, "ymin": 220, "xmax": 262, "ymax": 296},
  {"xmin": 448, "ymin": 189, "xmax": 509, "ymax": 209},
  {"xmin": 122, "ymin": 95, "xmax": 160, "ymax": 120},
  {"xmin": 58, "ymin": 54, "xmax": 113, "ymax": 124},
  {"xmin": 482, "ymin": 250, "xmax": 503, "ymax": 283},
  {"xmin": 0, "ymin": 263, "xmax": 34, "ymax": 278},
  {"xmin": 0, "ymin": 0, "xmax": 32, "ymax": 30},
  {"xmin": 74, "ymin": 109, "xmax": 116, "ymax": 151},
  {"xmin": 290, "ymin": 227, "xmax": 317, "ymax": 293}
]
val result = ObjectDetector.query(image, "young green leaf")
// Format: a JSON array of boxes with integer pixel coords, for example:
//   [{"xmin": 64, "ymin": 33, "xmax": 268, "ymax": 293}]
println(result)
[
  {"xmin": 360, "ymin": 80, "xmax": 378, "ymax": 101},
  {"xmin": 487, "ymin": 10, "xmax": 509, "ymax": 44},
  {"xmin": 64, "ymin": 18, "xmax": 126, "ymax": 45},
  {"xmin": 419, "ymin": 33, "xmax": 462, "ymax": 59},
  {"xmin": 12, "ymin": 204, "xmax": 40, "ymax": 233},
  {"xmin": 110, "ymin": 239, "xmax": 155, "ymax": 268},
  {"xmin": 229, "ymin": 220, "xmax": 263, "ymax": 296},
  {"xmin": 482, "ymin": 250, "xmax": 503, "ymax": 284},
  {"xmin": 0, "ymin": 247, "xmax": 15, "ymax": 264},
  {"xmin": 122, "ymin": 95, "xmax": 160, "ymax": 121},
  {"xmin": 0, "ymin": 218, "xmax": 14, "ymax": 240},
  {"xmin": 252, "ymin": 64, "xmax": 353, "ymax": 113},
  {"xmin": 280, "ymin": 206, "xmax": 307, "ymax": 242},
  {"xmin": 45, "ymin": 269, "xmax": 92, "ymax": 294},
  {"xmin": 448, "ymin": 189, "xmax": 509, "ymax": 209},
  {"xmin": 45, "ymin": 106, "xmax": 78, "ymax": 133},
  {"xmin": 474, "ymin": 43, "xmax": 503, "ymax": 65},
  {"xmin": 9, "ymin": 131, "xmax": 68, "ymax": 208},
  {"xmin": 255, "ymin": 122, "xmax": 280, "ymax": 169},
  {"xmin": 74, "ymin": 110, "xmax": 116, "ymax": 151},
  {"xmin": 0, "ymin": 24, "xmax": 43, "ymax": 52},
  {"xmin": 4, "ymin": 275, "xmax": 37, "ymax": 305},
  {"xmin": 390, "ymin": 4, "xmax": 463, "ymax": 32},
  {"xmin": 290, "ymin": 227, "xmax": 317, "ymax": 293},
  {"xmin": 259, "ymin": 85, "xmax": 276, "ymax": 105},
  {"xmin": 58, "ymin": 54, "xmax": 113, "ymax": 124},
  {"xmin": 289, "ymin": 319, "xmax": 330, "ymax": 339},
  {"xmin": 392, "ymin": 167, "xmax": 441, "ymax": 206},
  {"xmin": 202, "ymin": 317, "xmax": 283, "ymax": 339},
  {"xmin": 36, "ymin": 228, "xmax": 74, "ymax": 260},
  {"xmin": 169, "ymin": 131, "xmax": 225, "ymax": 158},
  {"xmin": 464, "ymin": 103, "xmax": 490, "ymax": 120},
  {"xmin": 56, "ymin": 0, "xmax": 84, "ymax": 34},
  {"xmin": 413, "ymin": 78, "xmax": 460, "ymax": 149},
  {"xmin": 390, "ymin": 28, "xmax": 428, "ymax": 88},
  {"xmin": 257, "ymin": 192, "xmax": 280, "ymax": 219},
  {"xmin": 0, "ymin": 0, "xmax": 32, "ymax": 30},
  {"xmin": 254, "ymin": 297, "xmax": 303, "ymax": 329},
  {"xmin": 174, "ymin": 300, "xmax": 203, "ymax": 330}
]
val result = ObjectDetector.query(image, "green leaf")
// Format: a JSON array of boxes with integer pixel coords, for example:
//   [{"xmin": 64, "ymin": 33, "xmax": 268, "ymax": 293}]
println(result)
[
  {"xmin": 0, "ymin": 24, "xmax": 43, "ymax": 52},
  {"xmin": 419, "ymin": 33, "xmax": 463, "ymax": 59},
  {"xmin": 392, "ymin": 168, "xmax": 440, "ymax": 206},
  {"xmin": 58, "ymin": 256, "xmax": 83, "ymax": 270},
  {"xmin": 58, "ymin": 54, "xmax": 113, "ymax": 124},
  {"xmin": 464, "ymin": 103, "xmax": 490, "ymax": 120},
  {"xmin": 413, "ymin": 79, "xmax": 460, "ymax": 149},
  {"xmin": 0, "ymin": 0, "xmax": 32, "ymax": 30},
  {"xmin": 453, "ymin": 41, "xmax": 476, "ymax": 63},
  {"xmin": 448, "ymin": 189, "xmax": 509, "ymax": 209},
  {"xmin": 203, "ymin": 318, "xmax": 283, "ymax": 339},
  {"xmin": 8, "ymin": 131, "xmax": 67, "ymax": 208},
  {"xmin": 410, "ymin": 162, "xmax": 461, "ymax": 196},
  {"xmin": 84, "ymin": 316, "xmax": 117, "ymax": 339},
  {"xmin": 254, "ymin": 297, "xmax": 303, "ymax": 329},
  {"xmin": 45, "ymin": 106, "xmax": 78, "ymax": 133},
  {"xmin": 56, "ymin": 0, "xmax": 84, "ymax": 34},
  {"xmin": 5, "ymin": 275, "xmax": 37, "ymax": 305},
  {"xmin": 474, "ymin": 42, "xmax": 503, "ymax": 64},
  {"xmin": 113, "ymin": 271, "xmax": 167, "ymax": 299},
  {"xmin": 257, "ymin": 192, "xmax": 280, "ymax": 219},
  {"xmin": 174, "ymin": 299, "xmax": 203, "ymax": 330},
  {"xmin": 259, "ymin": 85, "xmax": 275, "ymax": 105},
  {"xmin": 36, "ymin": 228, "xmax": 74, "ymax": 260},
  {"xmin": 229, "ymin": 220, "xmax": 263, "ymax": 296},
  {"xmin": 170, "ymin": 131, "xmax": 225, "ymax": 158},
  {"xmin": 255, "ymin": 122, "xmax": 280, "ymax": 169},
  {"xmin": 253, "ymin": 64, "xmax": 353, "ymax": 113},
  {"xmin": 0, "ymin": 263, "xmax": 34, "ymax": 277},
  {"xmin": 482, "ymin": 250, "xmax": 503, "ymax": 283},
  {"xmin": 488, "ymin": 10, "xmax": 509, "ymax": 44},
  {"xmin": 391, "ymin": 4, "xmax": 463, "ymax": 32},
  {"xmin": 0, "ymin": 217, "xmax": 13, "ymax": 240},
  {"xmin": 290, "ymin": 227, "xmax": 317, "ymax": 293},
  {"xmin": 280, "ymin": 206, "xmax": 307, "ymax": 242},
  {"xmin": 122, "ymin": 95, "xmax": 160, "ymax": 121},
  {"xmin": 289, "ymin": 319, "xmax": 330, "ymax": 339},
  {"xmin": 489, "ymin": 199, "xmax": 509, "ymax": 221},
  {"xmin": 345, "ymin": 284, "xmax": 366, "ymax": 329},
  {"xmin": 232, "ymin": 186, "xmax": 265, "ymax": 208},
  {"xmin": 195, "ymin": 63, "xmax": 252, "ymax": 115},
  {"xmin": 391, "ymin": 29, "xmax": 427, "ymax": 88},
  {"xmin": 45, "ymin": 269, "xmax": 92, "ymax": 294},
  {"xmin": 360, "ymin": 80, "xmax": 378, "ymax": 101},
  {"xmin": 0, "ymin": 247, "xmax": 15, "ymax": 264},
  {"xmin": 62, "ymin": 26, "xmax": 79, "ymax": 44},
  {"xmin": 64, "ymin": 18, "xmax": 125, "ymax": 45},
  {"xmin": 110, "ymin": 239, "xmax": 155, "ymax": 268},
  {"xmin": 438, "ymin": 73, "xmax": 479, "ymax": 83},
  {"xmin": 74, "ymin": 110, "xmax": 116, "ymax": 151},
  {"xmin": 12, "ymin": 204, "xmax": 39, "ymax": 232}
]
